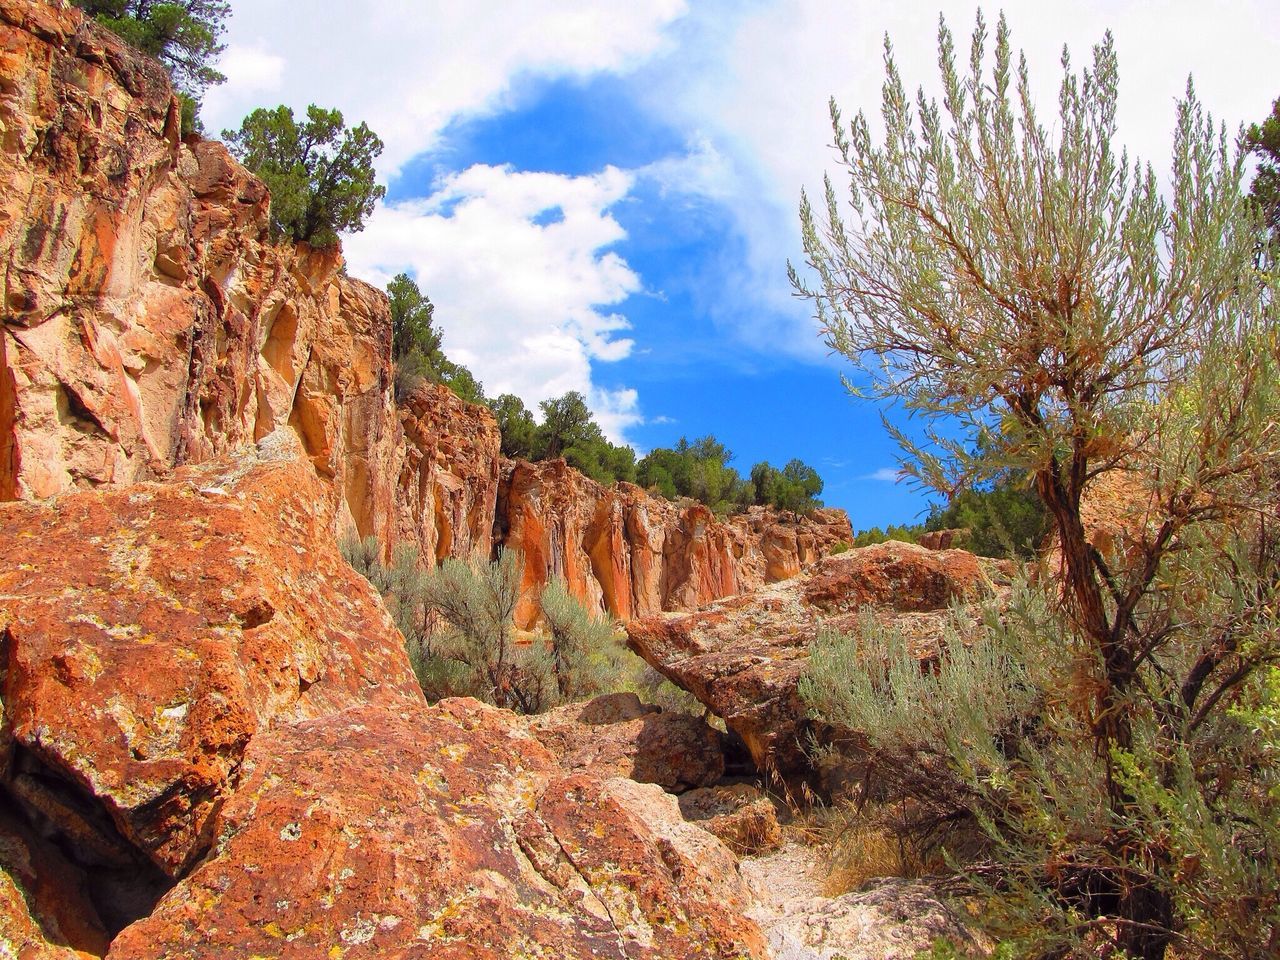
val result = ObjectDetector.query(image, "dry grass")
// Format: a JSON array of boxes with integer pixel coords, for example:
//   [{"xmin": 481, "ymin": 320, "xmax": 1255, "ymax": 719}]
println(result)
[{"xmin": 796, "ymin": 799, "xmax": 948, "ymax": 896}]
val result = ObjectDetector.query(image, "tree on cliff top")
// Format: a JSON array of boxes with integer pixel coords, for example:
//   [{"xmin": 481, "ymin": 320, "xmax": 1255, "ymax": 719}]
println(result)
[
  {"xmin": 74, "ymin": 0, "xmax": 229, "ymax": 131},
  {"xmin": 224, "ymin": 104, "xmax": 386, "ymax": 249},
  {"xmin": 387, "ymin": 273, "xmax": 484, "ymax": 405},
  {"xmin": 1245, "ymin": 95, "xmax": 1280, "ymax": 249},
  {"xmin": 795, "ymin": 12, "xmax": 1279, "ymax": 958}
]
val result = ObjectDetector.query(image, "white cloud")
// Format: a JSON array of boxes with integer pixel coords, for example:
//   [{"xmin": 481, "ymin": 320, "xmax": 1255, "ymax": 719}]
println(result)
[
  {"xmin": 343, "ymin": 164, "xmax": 644, "ymax": 443},
  {"xmin": 200, "ymin": 43, "xmax": 284, "ymax": 129},
  {"xmin": 861, "ymin": 467, "xmax": 901, "ymax": 483},
  {"xmin": 637, "ymin": 0, "xmax": 1280, "ymax": 358},
  {"xmin": 204, "ymin": 0, "xmax": 689, "ymax": 174}
]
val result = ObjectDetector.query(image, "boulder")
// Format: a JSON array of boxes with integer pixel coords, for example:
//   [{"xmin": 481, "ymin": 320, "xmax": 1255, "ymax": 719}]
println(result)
[
  {"xmin": 627, "ymin": 541, "xmax": 1000, "ymax": 783},
  {"xmin": 108, "ymin": 702, "xmax": 766, "ymax": 960},
  {"xmin": 0, "ymin": 438, "xmax": 421, "ymax": 883},
  {"xmin": 523, "ymin": 692, "xmax": 725, "ymax": 792}
]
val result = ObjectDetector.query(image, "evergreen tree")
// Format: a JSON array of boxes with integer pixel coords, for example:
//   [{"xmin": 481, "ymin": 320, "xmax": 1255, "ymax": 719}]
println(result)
[
  {"xmin": 224, "ymin": 105, "xmax": 386, "ymax": 249},
  {"xmin": 386, "ymin": 274, "xmax": 484, "ymax": 404},
  {"xmin": 1245, "ymin": 96, "xmax": 1280, "ymax": 248}
]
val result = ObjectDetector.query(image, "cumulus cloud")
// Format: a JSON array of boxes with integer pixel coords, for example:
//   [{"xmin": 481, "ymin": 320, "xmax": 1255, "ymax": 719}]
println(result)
[
  {"xmin": 200, "ymin": 43, "xmax": 285, "ymax": 128},
  {"xmin": 203, "ymin": 0, "xmax": 689, "ymax": 174},
  {"xmin": 343, "ymin": 164, "xmax": 645, "ymax": 443}
]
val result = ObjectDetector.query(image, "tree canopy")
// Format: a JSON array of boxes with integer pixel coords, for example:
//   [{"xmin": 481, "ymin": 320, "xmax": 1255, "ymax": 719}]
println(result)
[
  {"xmin": 1246, "ymin": 96, "xmax": 1280, "ymax": 249},
  {"xmin": 795, "ymin": 12, "xmax": 1280, "ymax": 958},
  {"xmin": 224, "ymin": 105, "xmax": 386, "ymax": 249}
]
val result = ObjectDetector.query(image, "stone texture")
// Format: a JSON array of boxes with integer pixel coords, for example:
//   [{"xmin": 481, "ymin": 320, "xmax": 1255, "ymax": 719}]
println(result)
[
  {"xmin": 498, "ymin": 458, "xmax": 852, "ymax": 627},
  {"xmin": 678, "ymin": 784, "xmax": 783, "ymax": 856},
  {"xmin": 393, "ymin": 382, "xmax": 501, "ymax": 566},
  {"xmin": 522, "ymin": 692, "xmax": 724, "ymax": 792},
  {"xmin": 0, "ymin": 1, "xmax": 401, "ymax": 547},
  {"xmin": 627, "ymin": 541, "xmax": 1002, "ymax": 782},
  {"xmin": 107, "ymin": 702, "xmax": 765, "ymax": 960},
  {"xmin": 742, "ymin": 843, "xmax": 984, "ymax": 960},
  {"xmin": 0, "ymin": 437, "xmax": 421, "ymax": 880}
]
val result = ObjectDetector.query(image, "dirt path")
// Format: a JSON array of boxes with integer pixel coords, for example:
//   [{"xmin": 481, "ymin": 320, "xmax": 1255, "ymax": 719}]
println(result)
[{"xmin": 740, "ymin": 840, "xmax": 983, "ymax": 960}]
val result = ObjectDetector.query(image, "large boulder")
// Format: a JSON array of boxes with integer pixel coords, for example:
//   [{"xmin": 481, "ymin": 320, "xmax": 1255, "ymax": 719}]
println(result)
[
  {"xmin": 108, "ymin": 701, "xmax": 766, "ymax": 960},
  {"xmin": 0, "ymin": 438, "xmax": 421, "ymax": 884},
  {"xmin": 627, "ymin": 541, "xmax": 1000, "ymax": 783}
]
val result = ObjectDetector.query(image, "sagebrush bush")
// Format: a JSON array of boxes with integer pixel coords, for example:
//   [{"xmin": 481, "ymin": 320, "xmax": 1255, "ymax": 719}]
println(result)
[{"xmin": 341, "ymin": 539, "xmax": 664, "ymax": 715}]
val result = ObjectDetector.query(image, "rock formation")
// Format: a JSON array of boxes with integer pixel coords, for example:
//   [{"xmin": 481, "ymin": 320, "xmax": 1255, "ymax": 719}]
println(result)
[
  {"xmin": 626, "ymin": 541, "xmax": 1006, "ymax": 784},
  {"xmin": 499, "ymin": 458, "xmax": 851, "ymax": 625},
  {"xmin": 1, "ymin": 439, "xmax": 768, "ymax": 958}
]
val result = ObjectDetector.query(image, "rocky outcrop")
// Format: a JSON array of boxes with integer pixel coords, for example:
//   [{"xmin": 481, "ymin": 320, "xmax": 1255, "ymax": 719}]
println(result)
[
  {"xmin": 394, "ymin": 382, "xmax": 502, "ymax": 564},
  {"xmin": 0, "ymin": 1, "xmax": 400, "ymax": 546},
  {"xmin": 626, "ymin": 541, "xmax": 1002, "ymax": 783},
  {"xmin": 522, "ymin": 692, "xmax": 725, "ymax": 792},
  {"xmin": 499, "ymin": 458, "xmax": 852, "ymax": 626},
  {"xmin": 1, "ymin": 441, "xmax": 767, "ymax": 958}
]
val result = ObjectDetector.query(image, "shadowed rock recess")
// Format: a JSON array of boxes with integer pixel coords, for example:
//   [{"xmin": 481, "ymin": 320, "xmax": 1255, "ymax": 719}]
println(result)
[{"xmin": 0, "ymin": 2, "xmax": 992, "ymax": 957}]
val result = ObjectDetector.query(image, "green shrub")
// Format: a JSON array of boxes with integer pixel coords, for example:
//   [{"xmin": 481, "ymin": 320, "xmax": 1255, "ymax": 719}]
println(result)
[{"xmin": 342, "ymin": 539, "xmax": 652, "ymax": 715}]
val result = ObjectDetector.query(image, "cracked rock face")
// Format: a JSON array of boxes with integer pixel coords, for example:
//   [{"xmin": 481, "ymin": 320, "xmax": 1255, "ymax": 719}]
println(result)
[
  {"xmin": 0, "ymin": 445, "xmax": 422, "ymax": 880},
  {"xmin": 0, "ymin": 445, "xmax": 767, "ymax": 958}
]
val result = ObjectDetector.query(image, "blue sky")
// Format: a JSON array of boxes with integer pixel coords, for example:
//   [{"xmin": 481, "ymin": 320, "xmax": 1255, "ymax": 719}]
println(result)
[{"xmin": 200, "ymin": 0, "xmax": 1279, "ymax": 530}]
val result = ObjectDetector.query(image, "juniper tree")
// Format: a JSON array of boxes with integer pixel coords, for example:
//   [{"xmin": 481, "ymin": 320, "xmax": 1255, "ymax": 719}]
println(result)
[
  {"xmin": 224, "ymin": 105, "xmax": 386, "ymax": 249},
  {"xmin": 794, "ymin": 13, "xmax": 1280, "ymax": 959}
]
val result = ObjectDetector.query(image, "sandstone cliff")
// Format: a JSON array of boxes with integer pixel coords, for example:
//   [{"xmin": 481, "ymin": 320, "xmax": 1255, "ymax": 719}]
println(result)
[{"xmin": 0, "ymin": 0, "xmax": 847, "ymax": 621}]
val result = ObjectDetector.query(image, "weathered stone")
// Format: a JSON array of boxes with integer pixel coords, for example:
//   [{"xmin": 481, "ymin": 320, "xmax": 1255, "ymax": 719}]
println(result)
[
  {"xmin": 523, "ymin": 692, "xmax": 724, "ymax": 792},
  {"xmin": 498, "ymin": 458, "xmax": 852, "ymax": 627},
  {"xmin": 106, "ymin": 701, "xmax": 766, "ymax": 960},
  {"xmin": 678, "ymin": 784, "xmax": 783, "ymax": 855},
  {"xmin": 0, "ymin": 440, "xmax": 421, "ymax": 879},
  {"xmin": 627, "ymin": 541, "xmax": 1000, "ymax": 782},
  {"xmin": 393, "ymin": 382, "xmax": 501, "ymax": 566}
]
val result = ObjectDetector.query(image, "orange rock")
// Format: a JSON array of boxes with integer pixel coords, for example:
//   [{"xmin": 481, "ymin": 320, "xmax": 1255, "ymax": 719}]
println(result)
[
  {"xmin": 106, "ymin": 701, "xmax": 765, "ymax": 959},
  {"xmin": 627, "ymin": 541, "xmax": 999, "ymax": 783},
  {"xmin": 498, "ymin": 459, "xmax": 852, "ymax": 627},
  {"xmin": 522, "ymin": 692, "xmax": 725, "ymax": 792},
  {"xmin": 0, "ymin": 438, "xmax": 421, "ymax": 883}
]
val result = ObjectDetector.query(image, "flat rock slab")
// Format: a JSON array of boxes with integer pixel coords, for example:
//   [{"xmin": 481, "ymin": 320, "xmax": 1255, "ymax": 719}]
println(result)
[
  {"xmin": 107, "ymin": 700, "xmax": 766, "ymax": 960},
  {"xmin": 522, "ymin": 691, "xmax": 725, "ymax": 792}
]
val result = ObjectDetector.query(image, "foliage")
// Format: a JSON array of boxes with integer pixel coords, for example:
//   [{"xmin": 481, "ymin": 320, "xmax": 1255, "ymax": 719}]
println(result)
[
  {"xmin": 75, "ymin": 0, "xmax": 228, "ymax": 132},
  {"xmin": 924, "ymin": 472, "xmax": 1050, "ymax": 559},
  {"xmin": 490, "ymin": 393, "xmax": 539, "ymax": 459},
  {"xmin": 635, "ymin": 436, "xmax": 825, "ymax": 515},
  {"xmin": 539, "ymin": 577, "xmax": 634, "ymax": 704},
  {"xmin": 849, "ymin": 522, "xmax": 924, "ymax": 548},
  {"xmin": 794, "ymin": 11, "xmax": 1280, "ymax": 958},
  {"xmin": 386, "ymin": 273, "xmax": 484, "ymax": 404},
  {"xmin": 750, "ymin": 458, "xmax": 824, "ymax": 512},
  {"xmin": 224, "ymin": 105, "xmax": 386, "ymax": 249},
  {"xmin": 485, "ymin": 391, "xmax": 636, "ymax": 484},
  {"xmin": 1246, "ymin": 96, "xmax": 1280, "ymax": 248},
  {"xmin": 342, "ymin": 539, "xmax": 641, "ymax": 714}
]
